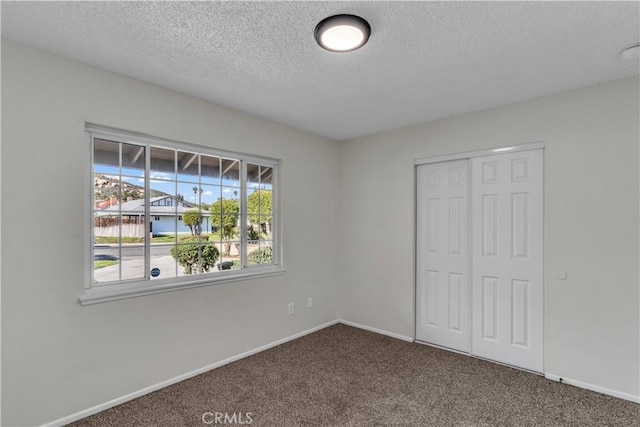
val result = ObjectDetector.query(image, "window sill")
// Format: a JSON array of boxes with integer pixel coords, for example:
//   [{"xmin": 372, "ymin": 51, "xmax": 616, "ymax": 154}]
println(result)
[{"xmin": 80, "ymin": 266, "xmax": 286, "ymax": 306}]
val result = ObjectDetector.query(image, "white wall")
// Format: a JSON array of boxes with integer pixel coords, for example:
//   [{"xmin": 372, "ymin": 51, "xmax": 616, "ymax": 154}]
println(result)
[
  {"xmin": 337, "ymin": 76, "xmax": 640, "ymax": 399},
  {"xmin": 1, "ymin": 40, "xmax": 340, "ymax": 426}
]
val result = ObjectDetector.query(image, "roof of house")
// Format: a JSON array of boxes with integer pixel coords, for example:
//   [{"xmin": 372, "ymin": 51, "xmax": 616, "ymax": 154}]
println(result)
[
  {"xmin": 95, "ymin": 196, "xmax": 210, "ymax": 216},
  {"xmin": 94, "ymin": 196, "xmax": 121, "ymax": 209}
]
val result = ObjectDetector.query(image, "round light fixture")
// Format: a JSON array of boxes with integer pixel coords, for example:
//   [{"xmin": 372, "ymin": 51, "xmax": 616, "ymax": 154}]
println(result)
[
  {"xmin": 315, "ymin": 14, "xmax": 371, "ymax": 52},
  {"xmin": 620, "ymin": 43, "xmax": 640, "ymax": 60}
]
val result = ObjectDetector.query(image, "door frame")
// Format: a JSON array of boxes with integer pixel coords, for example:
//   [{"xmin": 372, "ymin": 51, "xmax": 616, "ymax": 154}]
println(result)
[
  {"xmin": 414, "ymin": 142, "xmax": 545, "ymax": 167},
  {"xmin": 413, "ymin": 141, "xmax": 545, "ymax": 370}
]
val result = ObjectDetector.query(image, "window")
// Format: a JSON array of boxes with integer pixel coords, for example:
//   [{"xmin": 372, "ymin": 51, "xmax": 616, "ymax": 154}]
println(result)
[{"xmin": 83, "ymin": 125, "xmax": 282, "ymax": 305}]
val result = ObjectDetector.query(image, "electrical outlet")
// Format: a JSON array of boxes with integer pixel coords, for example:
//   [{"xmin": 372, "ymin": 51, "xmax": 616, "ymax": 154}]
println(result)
[
  {"xmin": 288, "ymin": 302, "xmax": 295, "ymax": 315},
  {"xmin": 307, "ymin": 297, "xmax": 313, "ymax": 308}
]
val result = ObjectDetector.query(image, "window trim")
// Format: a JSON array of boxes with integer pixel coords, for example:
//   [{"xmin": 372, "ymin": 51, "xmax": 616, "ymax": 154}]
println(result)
[{"xmin": 82, "ymin": 124, "xmax": 284, "ymax": 306}]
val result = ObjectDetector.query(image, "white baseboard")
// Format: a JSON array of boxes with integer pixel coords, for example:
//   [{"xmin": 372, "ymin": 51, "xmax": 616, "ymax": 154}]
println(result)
[
  {"xmin": 337, "ymin": 319, "xmax": 414, "ymax": 342},
  {"xmin": 545, "ymin": 373, "xmax": 640, "ymax": 403},
  {"xmin": 42, "ymin": 319, "xmax": 339, "ymax": 427}
]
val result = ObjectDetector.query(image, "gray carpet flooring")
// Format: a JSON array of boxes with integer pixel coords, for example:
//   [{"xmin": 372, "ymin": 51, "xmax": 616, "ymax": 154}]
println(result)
[{"xmin": 68, "ymin": 324, "xmax": 639, "ymax": 426}]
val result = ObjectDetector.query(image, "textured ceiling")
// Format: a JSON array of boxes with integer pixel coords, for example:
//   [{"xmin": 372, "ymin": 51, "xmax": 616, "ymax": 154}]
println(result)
[{"xmin": 2, "ymin": 1, "xmax": 639, "ymax": 141}]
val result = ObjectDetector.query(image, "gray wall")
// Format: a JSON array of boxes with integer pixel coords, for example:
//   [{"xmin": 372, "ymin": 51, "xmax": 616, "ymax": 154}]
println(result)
[
  {"xmin": 2, "ymin": 39, "xmax": 639, "ymax": 425},
  {"xmin": 337, "ymin": 76, "xmax": 640, "ymax": 399},
  {"xmin": 1, "ymin": 40, "xmax": 340, "ymax": 426}
]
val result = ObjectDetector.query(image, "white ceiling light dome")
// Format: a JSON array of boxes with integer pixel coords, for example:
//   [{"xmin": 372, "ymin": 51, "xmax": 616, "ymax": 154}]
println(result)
[
  {"xmin": 620, "ymin": 43, "xmax": 640, "ymax": 60},
  {"xmin": 315, "ymin": 14, "xmax": 371, "ymax": 53}
]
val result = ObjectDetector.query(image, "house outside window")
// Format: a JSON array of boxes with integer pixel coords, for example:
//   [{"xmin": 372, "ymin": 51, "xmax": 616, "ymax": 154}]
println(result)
[{"xmin": 84, "ymin": 125, "xmax": 282, "ymax": 305}]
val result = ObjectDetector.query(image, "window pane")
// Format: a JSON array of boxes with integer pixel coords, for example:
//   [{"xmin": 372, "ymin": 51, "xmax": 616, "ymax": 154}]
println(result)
[
  {"xmin": 247, "ymin": 164, "xmax": 272, "ymax": 188},
  {"xmin": 198, "ymin": 184, "xmax": 218, "ymax": 237},
  {"xmin": 121, "ymin": 143, "xmax": 145, "ymax": 177},
  {"xmin": 182, "ymin": 208, "xmax": 206, "ymax": 240},
  {"xmin": 121, "ymin": 245, "xmax": 146, "ymax": 281},
  {"xmin": 93, "ymin": 199, "xmax": 123, "ymax": 291},
  {"xmin": 247, "ymin": 163, "xmax": 260, "ymax": 186},
  {"xmin": 93, "ymin": 243, "xmax": 120, "ymax": 284},
  {"xmin": 219, "ymin": 239, "xmax": 240, "ymax": 270},
  {"xmin": 174, "ymin": 212, "xmax": 194, "ymax": 240},
  {"xmin": 94, "ymin": 214, "xmax": 120, "ymax": 243},
  {"xmin": 247, "ymin": 242, "xmax": 272, "ymax": 265},
  {"xmin": 177, "ymin": 182, "xmax": 203, "ymax": 208},
  {"xmin": 151, "ymin": 212, "xmax": 178, "ymax": 244},
  {"xmin": 119, "ymin": 189, "xmax": 145, "ymax": 218},
  {"xmin": 201, "ymin": 155, "xmax": 221, "ymax": 185},
  {"xmin": 260, "ymin": 242, "xmax": 273, "ymax": 264},
  {"xmin": 257, "ymin": 216, "xmax": 273, "ymax": 240},
  {"xmin": 150, "ymin": 146, "xmax": 176, "ymax": 181},
  {"xmin": 245, "ymin": 164, "xmax": 275, "ymax": 266},
  {"xmin": 196, "ymin": 242, "xmax": 220, "ymax": 274},
  {"xmin": 150, "ymin": 178, "xmax": 176, "ymax": 205},
  {"xmin": 218, "ymin": 258, "xmax": 240, "ymax": 271},
  {"xmin": 94, "ymin": 172, "xmax": 119, "ymax": 211},
  {"xmin": 221, "ymin": 186, "xmax": 240, "ymax": 203},
  {"xmin": 221, "ymin": 158, "xmax": 240, "ymax": 186},
  {"xmin": 247, "ymin": 190, "xmax": 272, "ymax": 227},
  {"xmin": 246, "ymin": 224, "xmax": 260, "ymax": 243},
  {"xmin": 149, "ymin": 175, "xmax": 178, "ymax": 243},
  {"xmin": 94, "ymin": 138, "xmax": 120, "ymax": 175},
  {"xmin": 199, "ymin": 184, "xmax": 220, "ymax": 211},
  {"xmin": 173, "ymin": 242, "xmax": 214, "ymax": 275},
  {"xmin": 119, "ymin": 174, "xmax": 145, "ymax": 190},
  {"xmin": 210, "ymin": 197, "xmax": 240, "ymax": 249},
  {"xmin": 177, "ymin": 151, "xmax": 199, "ymax": 183},
  {"xmin": 151, "ymin": 242, "xmax": 177, "ymax": 279},
  {"xmin": 261, "ymin": 167, "xmax": 273, "ymax": 188}
]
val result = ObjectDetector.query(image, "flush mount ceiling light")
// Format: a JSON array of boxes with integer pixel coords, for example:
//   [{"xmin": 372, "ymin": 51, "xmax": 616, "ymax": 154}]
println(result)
[
  {"xmin": 315, "ymin": 14, "xmax": 371, "ymax": 52},
  {"xmin": 620, "ymin": 43, "xmax": 640, "ymax": 60}
]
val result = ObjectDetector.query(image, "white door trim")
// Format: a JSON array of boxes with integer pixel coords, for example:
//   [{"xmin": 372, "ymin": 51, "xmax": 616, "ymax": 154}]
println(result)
[{"xmin": 414, "ymin": 141, "xmax": 545, "ymax": 166}]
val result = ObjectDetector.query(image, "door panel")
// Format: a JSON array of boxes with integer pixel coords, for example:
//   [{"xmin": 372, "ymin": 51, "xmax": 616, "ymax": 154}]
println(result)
[
  {"xmin": 416, "ymin": 160, "xmax": 470, "ymax": 352},
  {"xmin": 471, "ymin": 149, "xmax": 543, "ymax": 372}
]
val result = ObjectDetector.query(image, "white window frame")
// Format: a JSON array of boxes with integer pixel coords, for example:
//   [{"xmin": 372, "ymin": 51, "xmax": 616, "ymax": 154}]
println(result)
[{"xmin": 82, "ymin": 124, "xmax": 284, "ymax": 305}]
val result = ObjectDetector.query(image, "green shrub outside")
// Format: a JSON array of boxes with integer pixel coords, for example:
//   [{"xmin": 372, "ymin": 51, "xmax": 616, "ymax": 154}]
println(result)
[
  {"xmin": 218, "ymin": 260, "xmax": 241, "ymax": 270},
  {"xmin": 247, "ymin": 246, "xmax": 272, "ymax": 264},
  {"xmin": 178, "ymin": 234, "xmax": 209, "ymax": 243},
  {"xmin": 170, "ymin": 238, "xmax": 219, "ymax": 274}
]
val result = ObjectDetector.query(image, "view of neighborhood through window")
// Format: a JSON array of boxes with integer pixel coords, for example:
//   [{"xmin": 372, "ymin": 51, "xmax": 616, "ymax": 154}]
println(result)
[{"xmin": 92, "ymin": 132, "xmax": 276, "ymax": 287}]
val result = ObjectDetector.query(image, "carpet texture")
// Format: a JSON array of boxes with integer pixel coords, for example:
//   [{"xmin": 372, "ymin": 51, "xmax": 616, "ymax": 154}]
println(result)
[{"xmin": 69, "ymin": 324, "xmax": 639, "ymax": 426}]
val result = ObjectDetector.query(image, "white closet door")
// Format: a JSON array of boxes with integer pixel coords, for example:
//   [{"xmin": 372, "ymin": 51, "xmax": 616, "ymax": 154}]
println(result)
[
  {"xmin": 416, "ymin": 160, "xmax": 470, "ymax": 352},
  {"xmin": 471, "ymin": 149, "xmax": 543, "ymax": 372}
]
